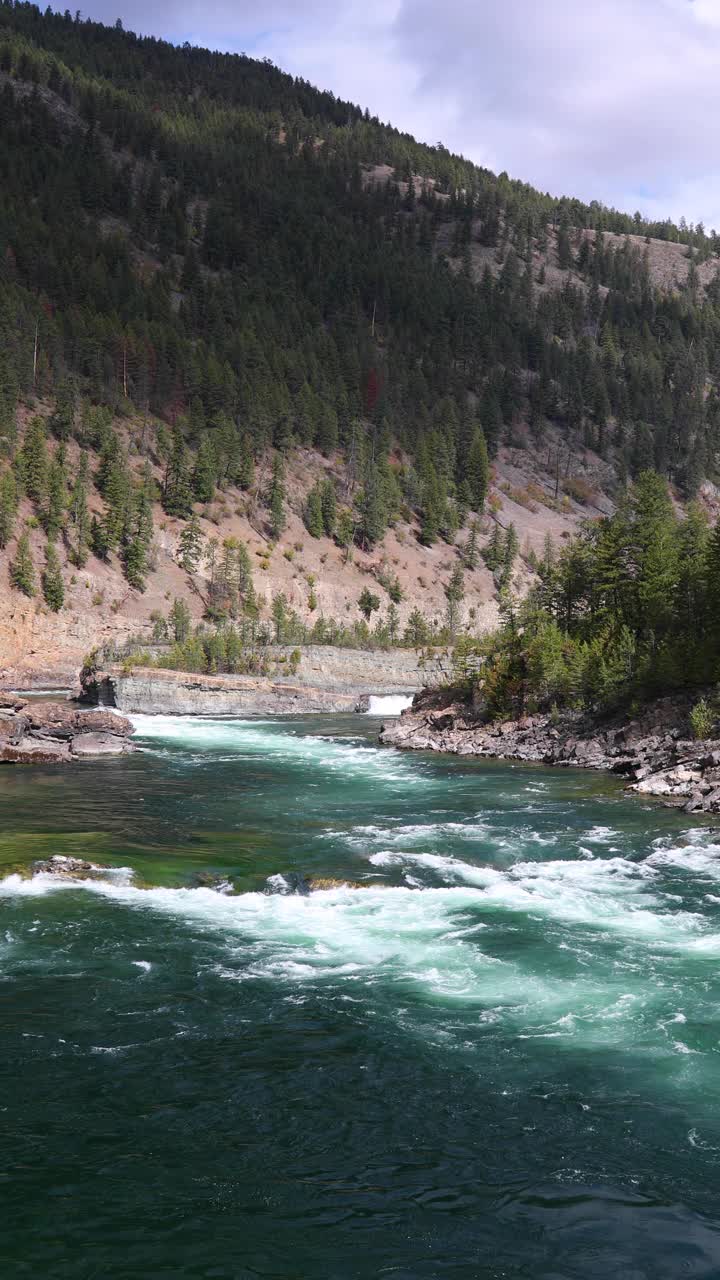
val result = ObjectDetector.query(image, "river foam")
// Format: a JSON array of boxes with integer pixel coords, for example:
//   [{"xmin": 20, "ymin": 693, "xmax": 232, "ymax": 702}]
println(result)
[
  {"xmin": 130, "ymin": 714, "xmax": 418, "ymax": 784},
  {"xmin": 365, "ymin": 695, "xmax": 414, "ymax": 716},
  {"xmin": 2, "ymin": 836, "xmax": 717, "ymax": 1048}
]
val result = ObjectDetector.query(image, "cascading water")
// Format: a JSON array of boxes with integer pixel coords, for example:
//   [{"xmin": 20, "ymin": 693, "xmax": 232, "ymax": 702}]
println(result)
[{"xmin": 364, "ymin": 694, "xmax": 414, "ymax": 715}]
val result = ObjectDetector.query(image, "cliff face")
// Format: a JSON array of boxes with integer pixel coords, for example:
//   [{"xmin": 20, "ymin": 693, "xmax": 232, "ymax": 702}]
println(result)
[{"xmin": 85, "ymin": 646, "xmax": 434, "ymax": 715}]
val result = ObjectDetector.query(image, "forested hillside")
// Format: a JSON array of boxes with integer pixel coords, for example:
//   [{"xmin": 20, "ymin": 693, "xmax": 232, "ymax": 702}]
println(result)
[{"xmin": 1, "ymin": 1, "xmax": 720, "ymax": 682}]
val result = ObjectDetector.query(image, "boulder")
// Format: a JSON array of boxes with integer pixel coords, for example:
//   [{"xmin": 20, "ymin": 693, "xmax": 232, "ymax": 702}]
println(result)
[
  {"xmin": 0, "ymin": 740, "xmax": 72, "ymax": 763},
  {"xmin": 77, "ymin": 708, "xmax": 133, "ymax": 735},
  {"xmin": 71, "ymin": 732, "xmax": 134, "ymax": 757}
]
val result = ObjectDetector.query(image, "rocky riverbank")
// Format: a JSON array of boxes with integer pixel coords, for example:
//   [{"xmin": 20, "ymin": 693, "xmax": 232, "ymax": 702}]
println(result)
[
  {"xmin": 380, "ymin": 690, "xmax": 720, "ymax": 814},
  {"xmin": 0, "ymin": 695, "xmax": 135, "ymax": 763}
]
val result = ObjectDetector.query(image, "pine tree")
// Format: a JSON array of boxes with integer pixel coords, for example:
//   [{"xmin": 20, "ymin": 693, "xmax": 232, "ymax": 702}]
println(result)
[
  {"xmin": 69, "ymin": 452, "xmax": 90, "ymax": 567},
  {"xmin": 272, "ymin": 592, "xmax": 288, "ymax": 641},
  {"xmin": 90, "ymin": 514, "xmax": 112, "ymax": 561},
  {"xmin": 169, "ymin": 597, "xmax": 191, "ymax": 643},
  {"xmin": 304, "ymin": 483, "xmax": 324, "ymax": 537},
  {"xmin": 500, "ymin": 523, "xmax": 519, "ymax": 586},
  {"xmin": 122, "ymin": 473, "xmax": 155, "ymax": 591},
  {"xmin": 463, "ymin": 519, "xmax": 479, "ymax": 569},
  {"xmin": 0, "ymin": 468, "xmax": 18, "ymax": 549},
  {"xmin": 320, "ymin": 478, "xmax": 337, "ymax": 535},
  {"xmin": 10, "ymin": 530, "xmax": 35, "ymax": 596},
  {"xmin": 192, "ymin": 435, "xmax": 216, "ymax": 503},
  {"xmin": 163, "ymin": 426, "xmax": 193, "ymax": 517},
  {"xmin": 335, "ymin": 507, "xmax": 355, "ymax": 560},
  {"xmin": 42, "ymin": 540, "xmax": 64, "ymax": 611},
  {"xmin": 49, "ymin": 381, "xmax": 75, "ymax": 441},
  {"xmin": 445, "ymin": 562, "xmax": 465, "ymax": 636},
  {"xmin": 44, "ymin": 453, "xmax": 67, "ymax": 539},
  {"xmin": 237, "ymin": 541, "xmax": 257, "ymax": 613},
  {"xmin": 102, "ymin": 462, "xmax": 130, "ymax": 550},
  {"xmin": 19, "ymin": 417, "xmax": 49, "ymax": 505},
  {"xmin": 466, "ymin": 429, "xmax": 489, "ymax": 513},
  {"xmin": 225, "ymin": 625, "xmax": 243, "ymax": 673},
  {"xmin": 358, "ymin": 587, "xmax": 381, "ymax": 621},
  {"xmin": 404, "ymin": 607, "xmax": 429, "ymax": 647},
  {"xmin": 484, "ymin": 524, "xmax": 500, "ymax": 571},
  {"xmin": 268, "ymin": 454, "xmax": 286, "ymax": 540},
  {"xmin": 356, "ymin": 464, "xmax": 387, "ymax": 549},
  {"xmin": 178, "ymin": 513, "xmax": 203, "ymax": 573},
  {"xmin": 237, "ymin": 435, "xmax": 255, "ymax": 490}
]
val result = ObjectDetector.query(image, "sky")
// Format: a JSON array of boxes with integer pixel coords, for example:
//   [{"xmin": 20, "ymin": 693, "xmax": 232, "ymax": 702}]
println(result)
[{"xmin": 76, "ymin": 0, "xmax": 720, "ymax": 229}]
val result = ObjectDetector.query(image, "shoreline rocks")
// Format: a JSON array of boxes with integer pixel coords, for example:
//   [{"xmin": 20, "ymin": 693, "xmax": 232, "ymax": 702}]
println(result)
[
  {"xmin": 0, "ymin": 695, "xmax": 135, "ymax": 763},
  {"xmin": 379, "ymin": 691, "xmax": 720, "ymax": 815}
]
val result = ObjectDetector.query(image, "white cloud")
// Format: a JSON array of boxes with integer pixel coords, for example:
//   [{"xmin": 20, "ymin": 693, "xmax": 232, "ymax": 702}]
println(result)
[{"xmin": 80, "ymin": 0, "xmax": 720, "ymax": 227}]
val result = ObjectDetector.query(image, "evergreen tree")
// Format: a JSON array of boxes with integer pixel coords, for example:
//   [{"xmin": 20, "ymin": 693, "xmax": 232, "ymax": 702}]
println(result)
[
  {"xmin": 163, "ymin": 426, "xmax": 193, "ymax": 517},
  {"xmin": 500, "ymin": 523, "xmax": 519, "ymax": 587},
  {"xmin": 237, "ymin": 436, "xmax": 255, "ymax": 491},
  {"xmin": 335, "ymin": 507, "xmax": 355, "ymax": 559},
  {"xmin": 42, "ymin": 540, "xmax": 64, "ymax": 611},
  {"xmin": 237, "ymin": 541, "xmax": 257, "ymax": 614},
  {"xmin": 445, "ymin": 562, "xmax": 465, "ymax": 636},
  {"xmin": 44, "ymin": 453, "xmax": 67, "ymax": 539},
  {"xmin": 358, "ymin": 587, "xmax": 381, "ymax": 621},
  {"xmin": 462, "ymin": 519, "xmax": 479, "ymax": 569},
  {"xmin": 192, "ymin": 435, "xmax": 216, "ymax": 503},
  {"xmin": 169, "ymin": 597, "xmax": 192, "ymax": 643},
  {"xmin": 356, "ymin": 464, "xmax": 387, "ymax": 549},
  {"xmin": 268, "ymin": 454, "xmax": 286, "ymax": 539},
  {"xmin": 320, "ymin": 478, "xmax": 337, "ymax": 535},
  {"xmin": 10, "ymin": 530, "xmax": 35, "ymax": 596},
  {"xmin": 49, "ymin": 381, "xmax": 75, "ymax": 442},
  {"xmin": 466, "ymin": 429, "xmax": 489, "ymax": 513},
  {"xmin": 404, "ymin": 607, "xmax": 429, "ymax": 647},
  {"xmin": 0, "ymin": 468, "xmax": 18, "ymax": 549},
  {"xmin": 178, "ymin": 513, "xmax": 204, "ymax": 573},
  {"xmin": 304, "ymin": 483, "xmax": 324, "ymax": 537},
  {"xmin": 18, "ymin": 417, "xmax": 49, "ymax": 505},
  {"xmin": 69, "ymin": 452, "xmax": 90, "ymax": 567},
  {"xmin": 484, "ymin": 522, "xmax": 503, "ymax": 571}
]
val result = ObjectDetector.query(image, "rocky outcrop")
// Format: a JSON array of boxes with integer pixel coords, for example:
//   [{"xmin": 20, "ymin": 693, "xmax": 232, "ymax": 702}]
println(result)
[
  {"xmin": 82, "ymin": 646, "xmax": 435, "ymax": 715},
  {"xmin": 380, "ymin": 691, "xmax": 720, "ymax": 815},
  {"xmin": 0, "ymin": 696, "xmax": 135, "ymax": 763}
]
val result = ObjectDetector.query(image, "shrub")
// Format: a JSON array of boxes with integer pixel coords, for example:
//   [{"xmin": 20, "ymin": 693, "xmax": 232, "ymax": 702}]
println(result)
[{"xmin": 690, "ymin": 697, "xmax": 716, "ymax": 740}]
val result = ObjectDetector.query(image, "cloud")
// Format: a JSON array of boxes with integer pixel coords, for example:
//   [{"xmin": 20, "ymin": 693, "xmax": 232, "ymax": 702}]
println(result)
[{"xmin": 77, "ymin": 1, "xmax": 720, "ymax": 228}]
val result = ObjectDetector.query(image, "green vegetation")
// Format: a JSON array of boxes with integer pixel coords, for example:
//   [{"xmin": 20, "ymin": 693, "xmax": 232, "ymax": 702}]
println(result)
[
  {"xmin": 10, "ymin": 528, "xmax": 35, "ymax": 595},
  {"xmin": 1, "ymin": 3, "xmax": 720, "ymax": 664},
  {"xmin": 452, "ymin": 474, "xmax": 720, "ymax": 719}
]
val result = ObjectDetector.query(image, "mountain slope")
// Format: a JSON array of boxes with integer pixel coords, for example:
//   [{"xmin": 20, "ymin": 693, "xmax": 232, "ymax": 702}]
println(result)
[{"xmin": 0, "ymin": 4, "xmax": 719, "ymax": 681}]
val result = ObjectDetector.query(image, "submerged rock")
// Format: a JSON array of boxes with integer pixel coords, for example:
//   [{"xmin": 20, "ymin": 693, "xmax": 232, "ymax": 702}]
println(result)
[
  {"xmin": 265, "ymin": 872, "xmax": 380, "ymax": 894},
  {"xmin": 191, "ymin": 871, "xmax": 235, "ymax": 894},
  {"xmin": 31, "ymin": 855, "xmax": 131, "ymax": 880}
]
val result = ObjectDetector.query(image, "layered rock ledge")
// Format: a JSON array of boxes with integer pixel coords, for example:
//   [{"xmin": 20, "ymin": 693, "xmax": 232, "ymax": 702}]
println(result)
[
  {"xmin": 0, "ymin": 695, "xmax": 135, "ymax": 763},
  {"xmin": 380, "ymin": 690, "xmax": 720, "ymax": 815},
  {"xmin": 81, "ymin": 645, "xmax": 434, "ymax": 715}
]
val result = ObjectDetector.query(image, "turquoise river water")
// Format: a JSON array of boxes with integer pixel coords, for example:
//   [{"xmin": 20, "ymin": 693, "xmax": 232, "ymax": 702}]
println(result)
[{"xmin": 2, "ymin": 711, "xmax": 720, "ymax": 1278}]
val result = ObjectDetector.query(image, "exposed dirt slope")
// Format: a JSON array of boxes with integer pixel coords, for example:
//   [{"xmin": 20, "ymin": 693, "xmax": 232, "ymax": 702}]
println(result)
[{"xmin": 0, "ymin": 411, "xmax": 606, "ymax": 685}]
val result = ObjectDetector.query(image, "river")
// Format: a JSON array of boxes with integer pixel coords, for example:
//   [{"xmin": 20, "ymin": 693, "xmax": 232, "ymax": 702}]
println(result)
[{"xmin": 2, "ymin": 712, "xmax": 720, "ymax": 1278}]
